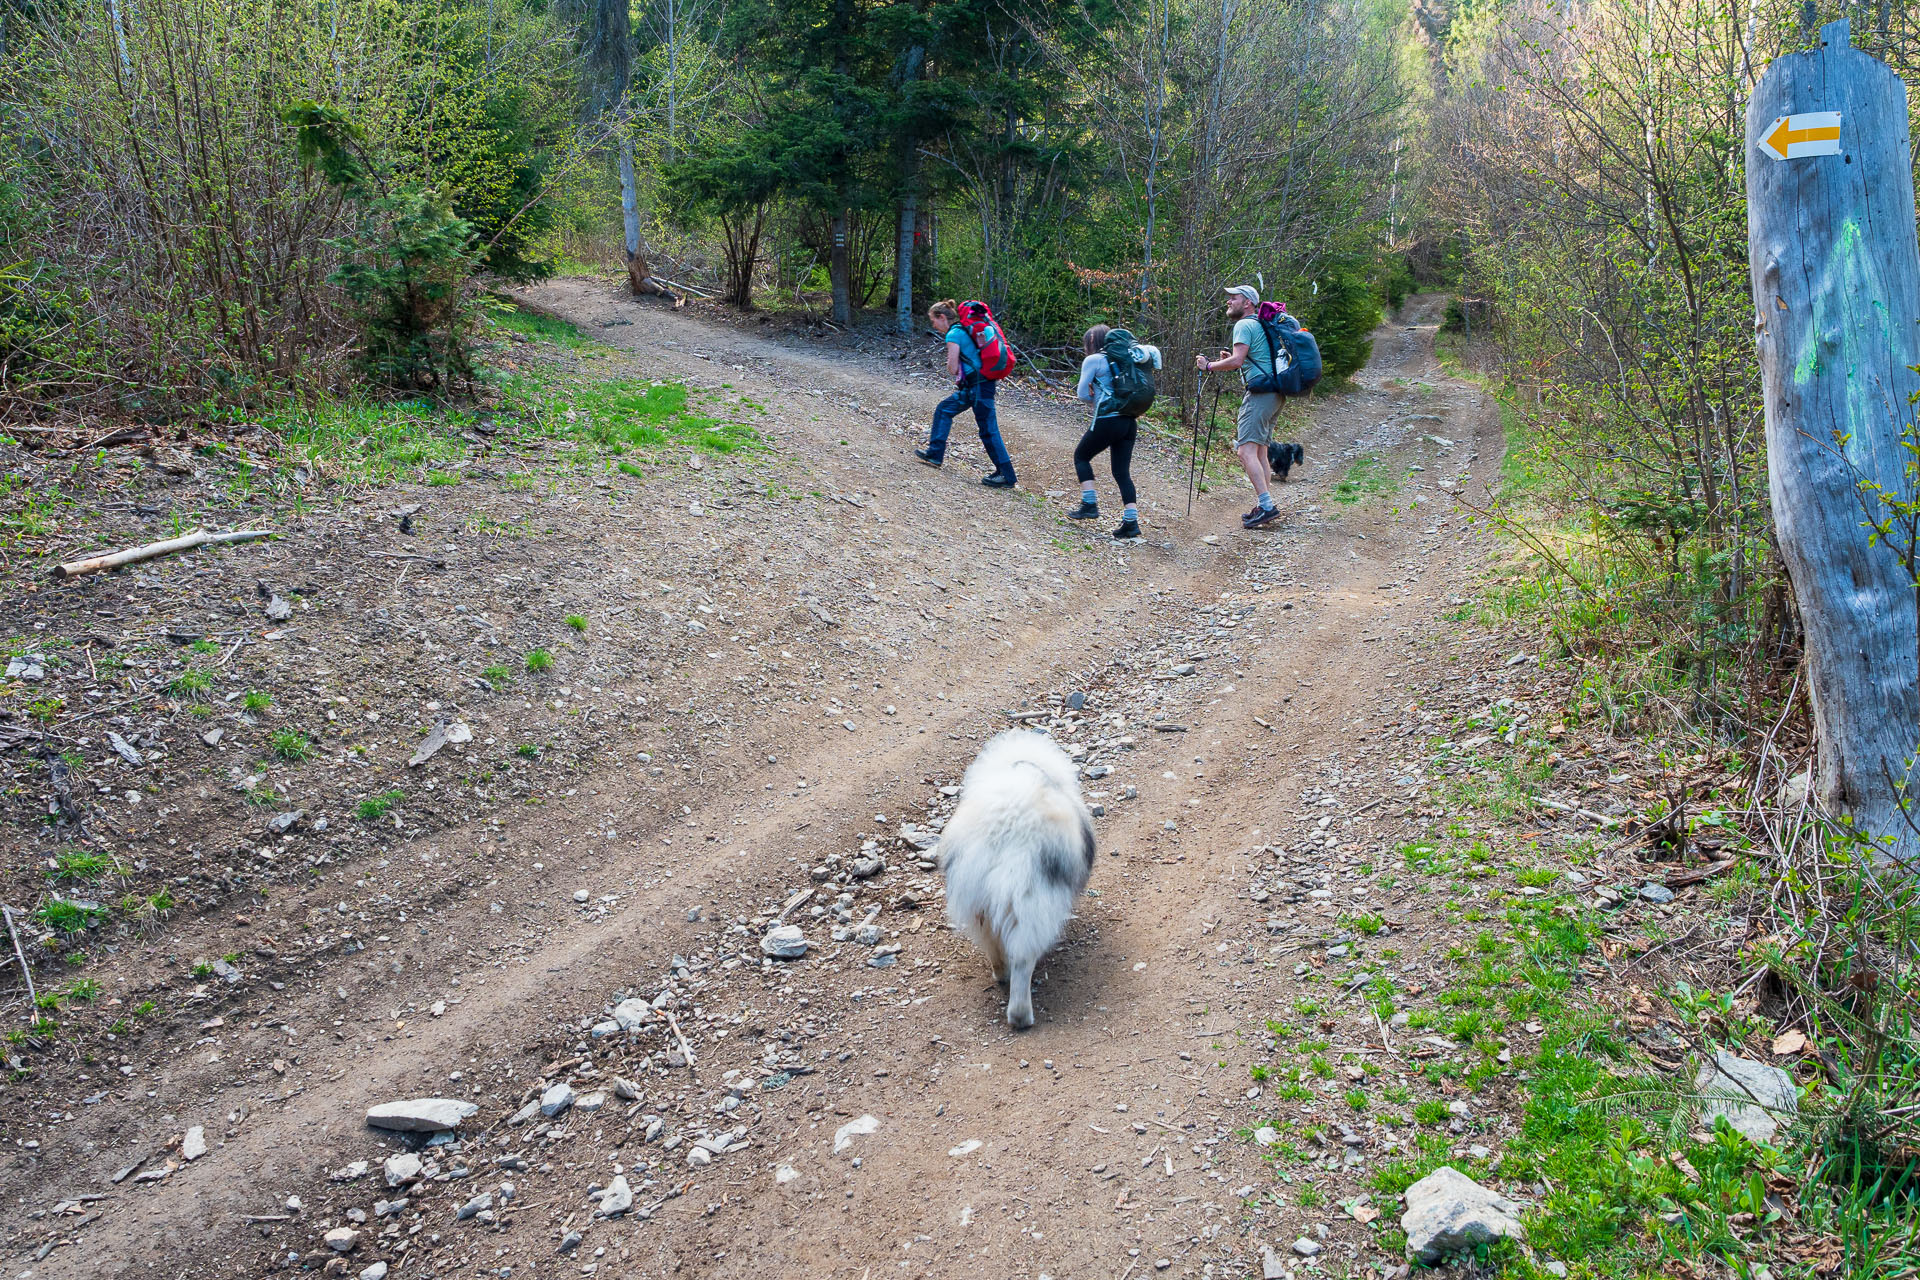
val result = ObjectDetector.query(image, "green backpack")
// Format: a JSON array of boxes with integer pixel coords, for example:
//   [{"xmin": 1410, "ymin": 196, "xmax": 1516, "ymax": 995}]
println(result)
[{"xmin": 1099, "ymin": 328, "xmax": 1157, "ymax": 419}]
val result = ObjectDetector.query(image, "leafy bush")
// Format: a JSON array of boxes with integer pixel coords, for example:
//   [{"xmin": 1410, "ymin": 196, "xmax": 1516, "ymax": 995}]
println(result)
[
  {"xmin": 287, "ymin": 102, "xmax": 480, "ymax": 392},
  {"xmin": 0, "ymin": 173, "xmax": 96, "ymax": 408},
  {"xmin": 4, "ymin": 0, "xmax": 573, "ymax": 409}
]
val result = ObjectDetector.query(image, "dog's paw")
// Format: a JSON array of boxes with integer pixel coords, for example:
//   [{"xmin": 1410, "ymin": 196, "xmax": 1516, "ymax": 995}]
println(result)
[{"xmin": 1006, "ymin": 1005, "xmax": 1035, "ymax": 1031}]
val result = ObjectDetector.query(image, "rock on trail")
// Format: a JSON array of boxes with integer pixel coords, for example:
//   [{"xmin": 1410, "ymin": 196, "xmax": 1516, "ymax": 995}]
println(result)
[
  {"xmin": 363, "ymin": 1099, "xmax": 478, "ymax": 1133},
  {"xmin": 1400, "ymin": 1166, "xmax": 1526, "ymax": 1263}
]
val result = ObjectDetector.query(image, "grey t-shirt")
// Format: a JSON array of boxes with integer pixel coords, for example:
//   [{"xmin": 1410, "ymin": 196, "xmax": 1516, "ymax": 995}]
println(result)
[{"xmin": 1232, "ymin": 316, "xmax": 1287, "ymax": 389}]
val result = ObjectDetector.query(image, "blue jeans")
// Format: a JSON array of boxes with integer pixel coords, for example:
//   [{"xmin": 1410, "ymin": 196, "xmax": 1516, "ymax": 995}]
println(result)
[{"xmin": 927, "ymin": 376, "xmax": 1015, "ymax": 479}]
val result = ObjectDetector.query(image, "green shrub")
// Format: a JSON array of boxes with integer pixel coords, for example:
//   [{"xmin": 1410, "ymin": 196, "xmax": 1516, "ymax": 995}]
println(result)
[
  {"xmin": 286, "ymin": 101, "xmax": 479, "ymax": 392},
  {"xmin": 1294, "ymin": 260, "xmax": 1380, "ymax": 383},
  {"xmin": 0, "ymin": 173, "xmax": 97, "ymax": 408}
]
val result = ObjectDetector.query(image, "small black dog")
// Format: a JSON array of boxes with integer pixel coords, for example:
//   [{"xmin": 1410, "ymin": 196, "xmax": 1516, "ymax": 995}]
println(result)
[{"xmin": 1267, "ymin": 441, "xmax": 1306, "ymax": 482}]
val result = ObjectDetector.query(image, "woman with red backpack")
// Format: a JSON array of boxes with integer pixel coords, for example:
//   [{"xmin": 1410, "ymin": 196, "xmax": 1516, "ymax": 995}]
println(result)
[{"xmin": 916, "ymin": 300, "xmax": 1019, "ymax": 489}]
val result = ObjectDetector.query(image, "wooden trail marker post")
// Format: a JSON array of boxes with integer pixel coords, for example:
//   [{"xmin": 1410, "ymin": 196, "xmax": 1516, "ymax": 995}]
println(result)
[{"xmin": 1747, "ymin": 19, "xmax": 1920, "ymax": 858}]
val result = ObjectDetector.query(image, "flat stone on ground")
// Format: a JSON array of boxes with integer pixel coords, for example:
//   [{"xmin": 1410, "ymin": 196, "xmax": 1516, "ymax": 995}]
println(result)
[{"xmin": 364, "ymin": 1098, "xmax": 478, "ymax": 1133}]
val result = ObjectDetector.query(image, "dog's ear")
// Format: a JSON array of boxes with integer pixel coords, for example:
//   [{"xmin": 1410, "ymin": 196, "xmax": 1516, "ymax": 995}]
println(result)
[{"xmin": 1079, "ymin": 816, "xmax": 1097, "ymax": 872}]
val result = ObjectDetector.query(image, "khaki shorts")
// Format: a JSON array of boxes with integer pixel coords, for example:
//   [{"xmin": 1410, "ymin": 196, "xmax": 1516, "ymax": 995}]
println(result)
[{"xmin": 1235, "ymin": 391, "xmax": 1281, "ymax": 448}]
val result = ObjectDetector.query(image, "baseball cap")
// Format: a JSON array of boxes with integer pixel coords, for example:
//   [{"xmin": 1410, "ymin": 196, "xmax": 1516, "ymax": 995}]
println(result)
[{"xmin": 1225, "ymin": 285, "xmax": 1260, "ymax": 305}]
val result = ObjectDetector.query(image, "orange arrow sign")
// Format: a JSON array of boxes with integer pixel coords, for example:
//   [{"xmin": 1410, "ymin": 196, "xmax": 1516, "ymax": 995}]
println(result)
[{"xmin": 1762, "ymin": 112, "xmax": 1842, "ymax": 159}]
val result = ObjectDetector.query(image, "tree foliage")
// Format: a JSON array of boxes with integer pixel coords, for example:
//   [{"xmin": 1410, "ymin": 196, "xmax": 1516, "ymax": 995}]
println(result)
[
  {"xmin": 0, "ymin": 0, "xmax": 1411, "ymax": 410},
  {"xmin": 0, "ymin": 0, "xmax": 575, "ymax": 409}
]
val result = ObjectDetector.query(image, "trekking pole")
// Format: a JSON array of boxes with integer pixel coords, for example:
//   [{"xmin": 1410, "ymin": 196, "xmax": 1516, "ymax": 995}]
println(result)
[
  {"xmin": 1186, "ymin": 370, "xmax": 1208, "ymax": 516},
  {"xmin": 1188, "ymin": 373, "xmax": 1223, "ymax": 516}
]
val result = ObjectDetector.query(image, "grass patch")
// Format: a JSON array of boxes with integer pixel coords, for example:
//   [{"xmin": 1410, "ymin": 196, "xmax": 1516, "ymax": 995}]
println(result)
[
  {"xmin": 524, "ymin": 648, "xmax": 553, "ymax": 673},
  {"xmin": 481, "ymin": 663, "xmax": 514, "ymax": 688},
  {"xmin": 565, "ymin": 614, "xmax": 588, "ymax": 633},
  {"xmin": 34, "ymin": 897, "xmax": 106, "ymax": 934},
  {"xmin": 1330, "ymin": 455, "xmax": 1402, "ymax": 505},
  {"xmin": 521, "ymin": 378, "xmax": 763, "ymax": 458},
  {"xmin": 486, "ymin": 301, "xmax": 597, "ymax": 349},
  {"xmin": 356, "ymin": 789, "xmax": 405, "ymax": 820},
  {"xmin": 268, "ymin": 728, "xmax": 313, "ymax": 761},
  {"xmin": 46, "ymin": 849, "xmax": 117, "ymax": 883},
  {"xmin": 168, "ymin": 668, "xmax": 212, "ymax": 697},
  {"xmin": 242, "ymin": 690, "xmax": 272, "ymax": 712}
]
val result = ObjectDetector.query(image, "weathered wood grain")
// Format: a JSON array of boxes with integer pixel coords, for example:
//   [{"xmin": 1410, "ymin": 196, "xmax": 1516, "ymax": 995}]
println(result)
[{"xmin": 1747, "ymin": 19, "xmax": 1920, "ymax": 857}]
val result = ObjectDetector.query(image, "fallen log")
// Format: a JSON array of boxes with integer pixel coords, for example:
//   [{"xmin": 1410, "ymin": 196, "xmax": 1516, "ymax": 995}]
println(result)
[{"xmin": 49, "ymin": 528, "xmax": 275, "ymax": 580}]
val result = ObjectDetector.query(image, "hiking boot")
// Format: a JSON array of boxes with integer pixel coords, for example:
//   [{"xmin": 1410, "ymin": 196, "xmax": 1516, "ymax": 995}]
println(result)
[
  {"xmin": 1112, "ymin": 518, "xmax": 1142, "ymax": 541},
  {"xmin": 1068, "ymin": 500, "xmax": 1100, "ymax": 520},
  {"xmin": 982, "ymin": 472, "xmax": 1017, "ymax": 489},
  {"xmin": 1242, "ymin": 505, "xmax": 1265, "ymax": 525},
  {"xmin": 914, "ymin": 449, "xmax": 943, "ymax": 468},
  {"xmin": 1243, "ymin": 505, "xmax": 1279, "ymax": 529}
]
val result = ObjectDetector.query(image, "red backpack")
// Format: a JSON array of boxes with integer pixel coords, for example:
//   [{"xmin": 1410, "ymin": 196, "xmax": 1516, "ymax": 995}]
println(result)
[{"xmin": 956, "ymin": 300, "xmax": 1017, "ymax": 380}]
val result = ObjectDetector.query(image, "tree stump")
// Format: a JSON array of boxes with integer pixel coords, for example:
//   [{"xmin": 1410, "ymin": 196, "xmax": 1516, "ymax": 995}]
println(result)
[{"xmin": 1747, "ymin": 18, "xmax": 1920, "ymax": 857}]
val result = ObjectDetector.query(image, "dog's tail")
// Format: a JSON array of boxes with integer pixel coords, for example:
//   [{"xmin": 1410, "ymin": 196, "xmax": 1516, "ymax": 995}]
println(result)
[{"xmin": 944, "ymin": 782, "xmax": 1094, "ymax": 953}]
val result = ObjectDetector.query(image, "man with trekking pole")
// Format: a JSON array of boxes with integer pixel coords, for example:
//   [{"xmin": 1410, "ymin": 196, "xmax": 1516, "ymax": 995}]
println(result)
[{"xmin": 1195, "ymin": 285, "xmax": 1287, "ymax": 529}]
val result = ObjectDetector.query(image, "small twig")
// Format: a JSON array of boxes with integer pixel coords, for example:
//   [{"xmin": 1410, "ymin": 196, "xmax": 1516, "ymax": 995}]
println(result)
[
  {"xmin": 2, "ymin": 906, "xmax": 38, "ymax": 1013},
  {"xmin": 662, "ymin": 1010, "xmax": 697, "ymax": 1067}
]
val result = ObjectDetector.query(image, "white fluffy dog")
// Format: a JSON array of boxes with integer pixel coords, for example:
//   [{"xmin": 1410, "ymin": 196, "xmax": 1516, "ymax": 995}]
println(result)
[{"xmin": 941, "ymin": 730, "xmax": 1095, "ymax": 1030}]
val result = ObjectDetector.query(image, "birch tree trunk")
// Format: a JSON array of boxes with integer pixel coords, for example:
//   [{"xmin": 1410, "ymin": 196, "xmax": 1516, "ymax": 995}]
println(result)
[
  {"xmin": 896, "ymin": 189, "xmax": 917, "ymax": 333},
  {"xmin": 896, "ymin": 42, "xmax": 924, "ymax": 333}
]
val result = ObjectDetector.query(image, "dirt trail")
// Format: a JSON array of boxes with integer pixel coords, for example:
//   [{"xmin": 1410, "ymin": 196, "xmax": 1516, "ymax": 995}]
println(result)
[{"xmin": 5, "ymin": 287, "xmax": 1504, "ymax": 1279}]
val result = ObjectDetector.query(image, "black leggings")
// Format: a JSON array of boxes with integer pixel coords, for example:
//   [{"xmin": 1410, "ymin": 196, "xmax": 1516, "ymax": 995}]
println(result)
[{"xmin": 1073, "ymin": 415, "xmax": 1138, "ymax": 506}]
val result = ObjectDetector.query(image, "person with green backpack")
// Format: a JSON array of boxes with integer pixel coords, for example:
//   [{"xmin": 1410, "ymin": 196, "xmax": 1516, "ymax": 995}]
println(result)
[
  {"xmin": 1195, "ymin": 284, "xmax": 1299, "ymax": 529},
  {"xmin": 1071, "ymin": 323, "xmax": 1161, "ymax": 540}
]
